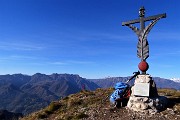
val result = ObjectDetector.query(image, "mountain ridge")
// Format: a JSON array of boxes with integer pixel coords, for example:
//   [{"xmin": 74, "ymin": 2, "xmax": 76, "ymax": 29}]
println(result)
[
  {"xmin": 0, "ymin": 73, "xmax": 179, "ymax": 115},
  {"xmin": 88, "ymin": 76, "xmax": 180, "ymax": 90},
  {"xmin": 0, "ymin": 73, "xmax": 99, "ymax": 115}
]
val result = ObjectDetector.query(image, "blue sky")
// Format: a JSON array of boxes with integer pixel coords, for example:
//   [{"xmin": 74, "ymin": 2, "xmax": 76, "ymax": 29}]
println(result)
[{"xmin": 0, "ymin": 0, "xmax": 179, "ymax": 79}]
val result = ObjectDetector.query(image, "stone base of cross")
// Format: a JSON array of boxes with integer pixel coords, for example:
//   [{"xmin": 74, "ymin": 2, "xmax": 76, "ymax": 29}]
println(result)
[{"xmin": 127, "ymin": 74, "xmax": 168, "ymax": 114}]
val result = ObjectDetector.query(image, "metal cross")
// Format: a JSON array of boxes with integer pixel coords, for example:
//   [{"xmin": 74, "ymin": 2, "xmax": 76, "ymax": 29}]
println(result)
[{"xmin": 122, "ymin": 7, "xmax": 166, "ymax": 61}]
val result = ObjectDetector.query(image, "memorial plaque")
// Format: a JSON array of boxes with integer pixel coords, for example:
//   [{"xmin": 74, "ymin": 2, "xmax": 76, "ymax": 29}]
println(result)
[{"xmin": 134, "ymin": 83, "xmax": 150, "ymax": 96}]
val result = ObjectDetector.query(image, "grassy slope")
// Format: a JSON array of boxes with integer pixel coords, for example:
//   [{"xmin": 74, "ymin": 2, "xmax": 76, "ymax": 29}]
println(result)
[{"xmin": 21, "ymin": 88, "xmax": 180, "ymax": 120}]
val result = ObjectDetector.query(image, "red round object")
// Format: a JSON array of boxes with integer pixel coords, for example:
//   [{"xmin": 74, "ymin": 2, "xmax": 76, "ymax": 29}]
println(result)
[{"xmin": 138, "ymin": 61, "xmax": 149, "ymax": 72}]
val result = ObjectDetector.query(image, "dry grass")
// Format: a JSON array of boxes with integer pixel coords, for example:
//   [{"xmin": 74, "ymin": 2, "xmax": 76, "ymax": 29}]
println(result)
[
  {"xmin": 158, "ymin": 88, "xmax": 180, "ymax": 97},
  {"xmin": 21, "ymin": 88, "xmax": 113, "ymax": 120},
  {"xmin": 21, "ymin": 88, "xmax": 180, "ymax": 120}
]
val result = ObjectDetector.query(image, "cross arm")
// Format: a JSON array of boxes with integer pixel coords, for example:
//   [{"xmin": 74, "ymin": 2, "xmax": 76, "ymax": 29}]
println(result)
[
  {"xmin": 144, "ymin": 13, "xmax": 166, "ymax": 21},
  {"xmin": 122, "ymin": 18, "xmax": 140, "ymax": 26},
  {"xmin": 122, "ymin": 13, "xmax": 166, "ymax": 26}
]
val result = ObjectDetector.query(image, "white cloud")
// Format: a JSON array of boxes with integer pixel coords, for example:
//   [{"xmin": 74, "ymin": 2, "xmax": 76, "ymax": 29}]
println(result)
[
  {"xmin": 0, "ymin": 55, "xmax": 43, "ymax": 64},
  {"xmin": 50, "ymin": 62, "xmax": 67, "ymax": 65},
  {"xmin": 49, "ymin": 60, "xmax": 95, "ymax": 66},
  {"xmin": 0, "ymin": 42, "xmax": 44, "ymax": 51},
  {"xmin": 9, "ymin": 55, "xmax": 39, "ymax": 60}
]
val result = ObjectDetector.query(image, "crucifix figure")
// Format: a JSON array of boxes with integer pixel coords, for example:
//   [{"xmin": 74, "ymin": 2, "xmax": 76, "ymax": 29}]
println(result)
[{"xmin": 122, "ymin": 6, "xmax": 166, "ymax": 74}]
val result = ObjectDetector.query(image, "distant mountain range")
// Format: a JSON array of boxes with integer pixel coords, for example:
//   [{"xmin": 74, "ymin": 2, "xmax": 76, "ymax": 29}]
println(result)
[
  {"xmin": 89, "ymin": 76, "xmax": 180, "ymax": 90},
  {"xmin": 0, "ymin": 73, "xmax": 179, "ymax": 115},
  {"xmin": 0, "ymin": 73, "xmax": 99, "ymax": 115}
]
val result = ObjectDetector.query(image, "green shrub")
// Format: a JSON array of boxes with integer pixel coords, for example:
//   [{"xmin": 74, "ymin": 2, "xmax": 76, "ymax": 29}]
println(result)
[{"xmin": 48, "ymin": 102, "xmax": 61, "ymax": 112}]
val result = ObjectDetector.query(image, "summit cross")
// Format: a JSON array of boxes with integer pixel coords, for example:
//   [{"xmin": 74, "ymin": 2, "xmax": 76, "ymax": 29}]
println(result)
[{"xmin": 122, "ymin": 6, "xmax": 166, "ymax": 74}]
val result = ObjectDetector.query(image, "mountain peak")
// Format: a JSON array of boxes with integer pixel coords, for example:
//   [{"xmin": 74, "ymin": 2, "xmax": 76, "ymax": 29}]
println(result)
[{"xmin": 0, "ymin": 73, "xmax": 99, "ymax": 115}]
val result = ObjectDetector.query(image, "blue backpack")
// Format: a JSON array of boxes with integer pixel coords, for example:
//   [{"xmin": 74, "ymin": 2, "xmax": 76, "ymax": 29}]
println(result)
[{"xmin": 110, "ymin": 82, "xmax": 129, "ymax": 104}]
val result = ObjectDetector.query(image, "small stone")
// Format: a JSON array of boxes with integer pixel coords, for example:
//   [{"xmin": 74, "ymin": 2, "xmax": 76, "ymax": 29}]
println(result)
[
  {"xmin": 136, "ymin": 97, "xmax": 143, "ymax": 101},
  {"xmin": 143, "ymin": 97, "xmax": 149, "ymax": 102},
  {"xmin": 148, "ymin": 101, "xmax": 153, "ymax": 107},
  {"xmin": 144, "ymin": 110, "xmax": 149, "ymax": 114},
  {"xmin": 135, "ymin": 103, "xmax": 141, "ymax": 109},
  {"xmin": 149, "ymin": 99, "xmax": 153, "ymax": 102},
  {"xmin": 130, "ymin": 99, "xmax": 133, "ymax": 103},
  {"xmin": 132, "ymin": 107, "xmax": 139, "ymax": 112},
  {"xmin": 132, "ymin": 104, "xmax": 136, "ymax": 109},
  {"xmin": 132, "ymin": 97, "xmax": 138, "ymax": 101},
  {"xmin": 149, "ymin": 109, "xmax": 156, "ymax": 115},
  {"xmin": 141, "ymin": 103, "xmax": 148, "ymax": 110}
]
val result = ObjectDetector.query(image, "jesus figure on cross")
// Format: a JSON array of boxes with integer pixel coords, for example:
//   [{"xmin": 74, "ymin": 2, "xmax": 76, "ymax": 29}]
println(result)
[{"xmin": 122, "ymin": 6, "xmax": 166, "ymax": 74}]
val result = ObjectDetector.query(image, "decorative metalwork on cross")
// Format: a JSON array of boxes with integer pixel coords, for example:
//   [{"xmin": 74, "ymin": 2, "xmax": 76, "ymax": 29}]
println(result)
[{"xmin": 122, "ymin": 6, "xmax": 166, "ymax": 74}]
